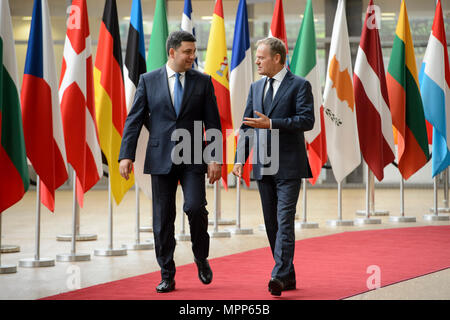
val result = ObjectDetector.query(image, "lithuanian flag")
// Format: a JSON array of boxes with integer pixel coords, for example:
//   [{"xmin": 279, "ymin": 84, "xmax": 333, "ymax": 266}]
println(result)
[
  {"xmin": 94, "ymin": 0, "xmax": 134, "ymax": 204},
  {"xmin": 387, "ymin": 0, "xmax": 430, "ymax": 180},
  {"xmin": 204, "ymin": 0, "xmax": 234, "ymax": 189}
]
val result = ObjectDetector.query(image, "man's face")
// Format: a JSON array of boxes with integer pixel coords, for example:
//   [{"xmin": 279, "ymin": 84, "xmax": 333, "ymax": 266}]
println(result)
[
  {"xmin": 170, "ymin": 41, "xmax": 196, "ymax": 72},
  {"xmin": 255, "ymin": 44, "xmax": 281, "ymax": 77}
]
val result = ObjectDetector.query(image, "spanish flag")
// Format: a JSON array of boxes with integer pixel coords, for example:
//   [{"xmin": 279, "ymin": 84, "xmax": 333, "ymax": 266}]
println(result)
[
  {"xmin": 204, "ymin": 0, "xmax": 234, "ymax": 189},
  {"xmin": 94, "ymin": 0, "xmax": 134, "ymax": 204},
  {"xmin": 387, "ymin": 0, "xmax": 430, "ymax": 180}
]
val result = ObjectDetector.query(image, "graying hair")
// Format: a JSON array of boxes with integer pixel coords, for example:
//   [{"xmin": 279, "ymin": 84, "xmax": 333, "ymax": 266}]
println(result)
[{"xmin": 256, "ymin": 37, "xmax": 286, "ymax": 65}]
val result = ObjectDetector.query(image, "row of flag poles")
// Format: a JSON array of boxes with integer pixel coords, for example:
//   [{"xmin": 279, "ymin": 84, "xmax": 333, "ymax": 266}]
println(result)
[{"xmin": 1, "ymin": 0, "xmax": 450, "ymax": 269}]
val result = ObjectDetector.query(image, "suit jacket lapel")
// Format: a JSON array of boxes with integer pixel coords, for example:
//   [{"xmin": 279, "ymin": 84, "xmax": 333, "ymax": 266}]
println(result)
[
  {"xmin": 178, "ymin": 69, "xmax": 195, "ymax": 118},
  {"xmin": 267, "ymin": 71, "xmax": 293, "ymax": 117},
  {"xmin": 160, "ymin": 66, "xmax": 177, "ymax": 118},
  {"xmin": 255, "ymin": 79, "xmax": 266, "ymax": 114}
]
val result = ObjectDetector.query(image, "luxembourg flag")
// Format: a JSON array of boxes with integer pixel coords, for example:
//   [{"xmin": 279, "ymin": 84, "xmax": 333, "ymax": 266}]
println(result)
[
  {"xmin": 21, "ymin": 0, "xmax": 68, "ymax": 212},
  {"xmin": 419, "ymin": 0, "xmax": 450, "ymax": 177},
  {"xmin": 181, "ymin": 0, "xmax": 198, "ymax": 69},
  {"xmin": 230, "ymin": 0, "xmax": 253, "ymax": 186}
]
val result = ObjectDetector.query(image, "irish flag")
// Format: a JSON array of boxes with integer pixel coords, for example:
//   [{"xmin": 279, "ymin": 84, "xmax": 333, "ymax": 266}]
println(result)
[
  {"xmin": 354, "ymin": 0, "xmax": 395, "ymax": 181},
  {"xmin": 323, "ymin": 0, "xmax": 361, "ymax": 183},
  {"xmin": 94, "ymin": 0, "xmax": 134, "ymax": 204},
  {"xmin": 0, "ymin": 0, "xmax": 29, "ymax": 213},
  {"xmin": 387, "ymin": 0, "xmax": 430, "ymax": 180},
  {"xmin": 290, "ymin": 0, "xmax": 327, "ymax": 185},
  {"xmin": 204, "ymin": 0, "xmax": 234, "ymax": 189}
]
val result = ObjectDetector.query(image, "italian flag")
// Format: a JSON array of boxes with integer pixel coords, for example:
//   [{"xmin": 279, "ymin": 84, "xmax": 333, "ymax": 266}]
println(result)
[
  {"xmin": 0, "ymin": 0, "xmax": 29, "ymax": 213},
  {"xmin": 387, "ymin": 0, "xmax": 430, "ymax": 180},
  {"xmin": 290, "ymin": 0, "xmax": 327, "ymax": 185}
]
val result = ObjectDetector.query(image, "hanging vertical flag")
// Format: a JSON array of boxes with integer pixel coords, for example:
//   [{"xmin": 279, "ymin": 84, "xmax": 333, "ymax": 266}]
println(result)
[
  {"xmin": 204, "ymin": 0, "xmax": 234, "ymax": 189},
  {"xmin": 94, "ymin": 0, "xmax": 134, "ymax": 204},
  {"xmin": 60, "ymin": 0, "xmax": 103, "ymax": 207},
  {"xmin": 323, "ymin": 0, "xmax": 361, "ymax": 183},
  {"xmin": 353, "ymin": 0, "xmax": 395, "ymax": 181},
  {"xmin": 291, "ymin": 0, "xmax": 327, "ymax": 185},
  {"xmin": 230, "ymin": 0, "xmax": 253, "ymax": 187},
  {"xmin": 387, "ymin": 0, "xmax": 430, "ymax": 180},
  {"xmin": 269, "ymin": 0, "xmax": 289, "ymax": 67},
  {"xmin": 181, "ymin": 0, "xmax": 198, "ymax": 69},
  {"xmin": 123, "ymin": 0, "xmax": 151, "ymax": 198},
  {"xmin": 21, "ymin": 0, "xmax": 68, "ymax": 212},
  {"xmin": 419, "ymin": 0, "xmax": 450, "ymax": 177},
  {"xmin": 0, "ymin": 0, "xmax": 30, "ymax": 213},
  {"xmin": 147, "ymin": 0, "xmax": 168, "ymax": 72}
]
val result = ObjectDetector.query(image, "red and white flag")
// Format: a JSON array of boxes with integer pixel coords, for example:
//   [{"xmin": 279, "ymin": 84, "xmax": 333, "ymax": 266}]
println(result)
[
  {"xmin": 21, "ymin": 0, "xmax": 68, "ymax": 212},
  {"xmin": 353, "ymin": 0, "xmax": 395, "ymax": 181},
  {"xmin": 59, "ymin": 0, "xmax": 103, "ymax": 207},
  {"xmin": 269, "ymin": 0, "xmax": 289, "ymax": 66}
]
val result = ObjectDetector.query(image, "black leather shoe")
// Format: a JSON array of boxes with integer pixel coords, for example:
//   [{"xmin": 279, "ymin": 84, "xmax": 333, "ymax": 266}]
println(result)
[
  {"xmin": 194, "ymin": 258, "xmax": 213, "ymax": 284},
  {"xmin": 156, "ymin": 279, "xmax": 175, "ymax": 293},
  {"xmin": 268, "ymin": 278, "xmax": 283, "ymax": 296}
]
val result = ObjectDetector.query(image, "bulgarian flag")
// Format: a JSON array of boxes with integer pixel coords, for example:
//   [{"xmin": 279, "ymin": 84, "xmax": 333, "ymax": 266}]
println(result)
[
  {"xmin": 353, "ymin": 0, "xmax": 395, "ymax": 181},
  {"xmin": 0, "ymin": 0, "xmax": 29, "ymax": 213},
  {"xmin": 204, "ymin": 0, "xmax": 234, "ymax": 189},
  {"xmin": 387, "ymin": 0, "xmax": 430, "ymax": 180},
  {"xmin": 94, "ymin": 0, "xmax": 134, "ymax": 204},
  {"xmin": 290, "ymin": 0, "xmax": 327, "ymax": 185}
]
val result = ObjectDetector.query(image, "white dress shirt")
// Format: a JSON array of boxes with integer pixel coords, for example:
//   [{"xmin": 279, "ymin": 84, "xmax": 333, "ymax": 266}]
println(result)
[{"xmin": 166, "ymin": 64, "xmax": 186, "ymax": 105}]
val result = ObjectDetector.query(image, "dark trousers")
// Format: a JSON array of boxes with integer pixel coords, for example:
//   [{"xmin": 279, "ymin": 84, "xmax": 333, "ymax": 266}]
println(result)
[
  {"xmin": 257, "ymin": 176, "xmax": 301, "ymax": 281},
  {"xmin": 151, "ymin": 165, "xmax": 210, "ymax": 280}
]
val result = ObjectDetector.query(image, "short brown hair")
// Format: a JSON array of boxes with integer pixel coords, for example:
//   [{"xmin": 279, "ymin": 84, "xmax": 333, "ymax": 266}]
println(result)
[{"xmin": 256, "ymin": 37, "xmax": 286, "ymax": 65}]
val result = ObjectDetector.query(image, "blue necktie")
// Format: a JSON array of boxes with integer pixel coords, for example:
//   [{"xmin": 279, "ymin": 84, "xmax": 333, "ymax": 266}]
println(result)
[{"xmin": 174, "ymin": 72, "xmax": 183, "ymax": 117}]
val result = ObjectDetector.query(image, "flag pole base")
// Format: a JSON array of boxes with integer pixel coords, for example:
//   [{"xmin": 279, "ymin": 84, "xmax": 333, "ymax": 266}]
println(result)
[
  {"xmin": 355, "ymin": 210, "xmax": 389, "ymax": 216},
  {"xmin": 94, "ymin": 248, "xmax": 127, "ymax": 256},
  {"xmin": 209, "ymin": 230, "xmax": 231, "ymax": 238},
  {"xmin": 56, "ymin": 253, "xmax": 91, "ymax": 262},
  {"xmin": 208, "ymin": 219, "xmax": 236, "ymax": 226},
  {"xmin": 354, "ymin": 218, "xmax": 382, "ymax": 225},
  {"xmin": 326, "ymin": 220, "xmax": 355, "ymax": 227},
  {"xmin": 121, "ymin": 241, "xmax": 154, "ymax": 251},
  {"xmin": 423, "ymin": 214, "xmax": 450, "ymax": 221},
  {"xmin": 0, "ymin": 265, "xmax": 17, "ymax": 274},
  {"xmin": 175, "ymin": 233, "xmax": 191, "ymax": 241},
  {"xmin": 56, "ymin": 234, "xmax": 98, "ymax": 241},
  {"xmin": 429, "ymin": 207, "xmax": 450, "ymax": 213},
  {"xmin": 0, "ymin": 245, "xmax": 20, "ymax": 253},
  {"xmin": 139, "ymin": 226, "xmax": 153, "ymax": 232},
  {"xmin": 19, "ymin": 258, "xmax": 55, "ymax": 268},
  {"xmin": 295, "ymin": 222, "xmax": 319, "ymax": 229},
  {"xmin": 389, "ymin": 216, "xmax": 416, "ymax": 223},
  {"xmin": 227, "ymin": 228, "xmax": 254, "ymax": 235}
]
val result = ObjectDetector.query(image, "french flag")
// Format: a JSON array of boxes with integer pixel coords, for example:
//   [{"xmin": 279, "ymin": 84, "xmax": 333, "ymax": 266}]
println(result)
[
  {"xmin": 419, "ymin": 0, "xmax": 450, "ymax": 177},
  {"xmin": 181, "ymin": 0, "xmax": 198, "ymax": 69},
  {"xmin": 21, "ymin": 0, "xmax": 68, "ymax": 212},
  {"xmin": 230, "ymin": 0, "xmax": 253, "ymax": 186}
]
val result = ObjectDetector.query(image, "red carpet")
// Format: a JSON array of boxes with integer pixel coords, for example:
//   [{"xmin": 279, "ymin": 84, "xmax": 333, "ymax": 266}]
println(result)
[{"xmin": 42, "ymin": 226, "xmax": 450, "ymax": 300}]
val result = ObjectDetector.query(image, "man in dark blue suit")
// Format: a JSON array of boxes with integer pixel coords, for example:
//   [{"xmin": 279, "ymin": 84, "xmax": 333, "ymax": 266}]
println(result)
[
  {"xmin": 233, "ymin": 37, "xmax": 314, "ymax": 296},
  {"xmin": 119, "ymin": 31, "xmax": 222, "ymax": 293}
]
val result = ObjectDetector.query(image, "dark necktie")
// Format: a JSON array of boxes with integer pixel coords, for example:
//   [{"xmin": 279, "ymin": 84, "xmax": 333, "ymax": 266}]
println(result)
[
  {"xmin": 263, "ymin": 78, "xmax": 274, "ymax": 114},
  {"xmin": 174, "ymin": 73, "xmax": 183, "ymax": 117}
]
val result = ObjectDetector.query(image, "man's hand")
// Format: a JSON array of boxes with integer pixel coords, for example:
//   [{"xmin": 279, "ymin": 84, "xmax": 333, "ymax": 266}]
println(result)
[
  {"xmin": 119, "ymin": 159, "xmax": 133, "ymax": 180},
  {"xmin": 232, "ymin": 163, "xmax": 243, "ymax": 178},
  {"xmin": 243, "ymin": 111, "xmax": 270, "ymax": 129},
  {"xmin": 207, "ymin": 162, "xmax": 222, "ymax": 184}
]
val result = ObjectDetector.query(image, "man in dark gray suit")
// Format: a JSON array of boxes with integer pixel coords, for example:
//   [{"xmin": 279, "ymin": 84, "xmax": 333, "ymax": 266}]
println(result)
[
  {"xmin": 119, "ymin": 31, "xmax": 222, "ymax": 293},
  {"xmin": 233, "ymin": 37, "xmax": 314, "ymax": 296}
]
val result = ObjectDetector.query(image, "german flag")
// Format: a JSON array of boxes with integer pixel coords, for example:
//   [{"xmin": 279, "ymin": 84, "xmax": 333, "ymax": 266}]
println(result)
[
  {"xmin": 387, "ymin": 0, "xmax": 430, "ymax": 180},
  {"xmin": 94, "ymin": 0, "xmax": 134, "ymax": 204}
]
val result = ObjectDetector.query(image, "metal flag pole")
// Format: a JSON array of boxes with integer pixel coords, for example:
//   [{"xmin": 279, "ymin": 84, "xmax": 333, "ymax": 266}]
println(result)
[
  {"xmin": 94, "ymin": 177, "xmax": 127, "ymax": 256},
  {"xmin": 296, "ymin": 179, "xmax": 319, "ymax": 229},
  {"xmin": 0, "ymin": 214, "xmax": 17, "ymax": 274},
  {"xmin": 210, "ymin": 181, "xmax": 231, "ymax": 238},
  {"xmin": 57, "ymin": 172, "xmax": 91, "ymax": 261},
  {"xmin": 122, "ymin": 182, "xmax": 153, "ymax": 250},
  {"xmin": 138, "ymin": 184, "xmax": 153, "ymax": 232},
  {"xmin": 424, "ymin": 176, "xmax": 450, "ymax": 221},
  {"xmin": 0, "ymin": 208, "xmax": 20, "ymax": 253},
  {"xmin": 429, "ymin": 168, "xmax": 450, "ymax": 213},
  {"xmin": 390, "ymin": 178, "xmax": 416, "ymax": 222},
  {"xmin": 228, "ymin": 177, "xmax": 253, "ymax": 235},
  {"xmin": 327, "ymin": 182, "xmax": 354, "ymax": 226},
  {"xmin": 19, "ymin": 176, "xmax": 55, "ymax": 268},
  {"xmin": 356, "ymin": 164, "xmax": 389, "ymax": 217},
  {"xmin": 355, "ymin": 169, "xmax": 381, "ymax": 225},
  {"xmin": 208, "ymin": 176, "xmax": 236, "ymax": 226},
  {"xmin": 176, "ymin": 191, "xmax": 191, "ymax": 241}
]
